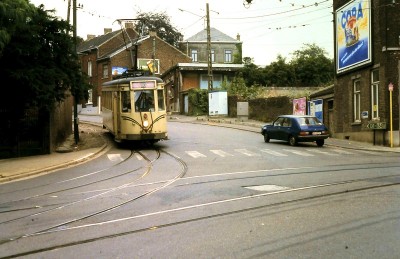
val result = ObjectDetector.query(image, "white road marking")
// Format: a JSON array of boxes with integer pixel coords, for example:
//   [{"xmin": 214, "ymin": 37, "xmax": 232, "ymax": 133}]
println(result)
[
  {"xmin": 330, "ymin": 149, "xmax": 355, "ymax": 155},
  {"xmin": 107, "ymin": 154, "xmax": 123, "ymax": 162},
  {"xmin": 185, "ymin": 151, "xmax": 207, "ymax": 158},
  {"xmin": 260, "ymin": 149, "xmax": 288, "ymax": 157},
  {"xmin": 234, "ymin": 149, "xmax": 260, "ymax": 156},
  {"xmin": 283, "ymin": 149, "xmax": 314, "ymax": 156},
  {"xmin": 305, "ymin": 149, "xmax": 338, "ymax": 156},
  {"xmin": 210, "ymin": 150, "xmax": 234, "ymax": 157}
]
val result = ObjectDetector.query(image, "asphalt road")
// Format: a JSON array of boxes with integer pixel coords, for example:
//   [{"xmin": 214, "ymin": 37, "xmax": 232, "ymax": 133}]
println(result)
[{"xmin": 1, "ymin": 122, "xmax": 400, "ymax": 258}]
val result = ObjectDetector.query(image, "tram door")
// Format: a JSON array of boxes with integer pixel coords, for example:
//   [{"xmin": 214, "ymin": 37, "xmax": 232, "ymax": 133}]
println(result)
[{"xmin": 113, "ymin": 92, "xmax": 120, "ymax": 136}]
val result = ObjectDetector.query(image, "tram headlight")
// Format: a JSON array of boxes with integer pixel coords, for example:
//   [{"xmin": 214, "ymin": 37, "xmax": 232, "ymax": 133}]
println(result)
[{"xmin": 143, "ymin": 114, "xmax": 149, "ymax": 128}]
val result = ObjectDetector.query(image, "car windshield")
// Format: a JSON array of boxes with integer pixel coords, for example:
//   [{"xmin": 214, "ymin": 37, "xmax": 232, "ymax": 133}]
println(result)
[{"xmin": 296, "ymin": 117, "xmax": 322, "ymax": 126}]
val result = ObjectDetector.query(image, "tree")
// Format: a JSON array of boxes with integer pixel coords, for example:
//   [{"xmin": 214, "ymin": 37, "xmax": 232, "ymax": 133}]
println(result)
[
  {"xmin": 134, "ymin": 11, "xmax": 183, "ymax": 48},
  {"xmin": 239, "ymin": 58, "xmax": 267, "ymax": 87},
  {"xmin": 265, "ymin": 54, "xmax": 295, "ymax": 87},
  {"xmin": 290, "ymin": 43, "xmax": 334, "ymax": 86},
  {"xmin": 0, "ymin": 1, "xmax": 90, "ymax": 115},
  {"xmin": 0, "ymin": 0, "xmax": 36, "ymax": 55}
]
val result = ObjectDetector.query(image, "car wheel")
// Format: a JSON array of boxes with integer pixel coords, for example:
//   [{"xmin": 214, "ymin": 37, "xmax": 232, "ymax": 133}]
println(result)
[
  {"xmin": 289, "ymin": 136, "xmax": 297, "ymax": 146},
  {"xmin": 263, "ymin": 133, "xmax": 270, "ymax": 143},
  {"xmin": 316, "ymin": 139, "xmax": 324, "ymax": 147}
]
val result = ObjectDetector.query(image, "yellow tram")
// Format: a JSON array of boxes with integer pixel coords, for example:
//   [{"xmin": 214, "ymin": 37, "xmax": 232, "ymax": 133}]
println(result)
[{"xmin": 102, "ymin": 75, "xmax": 168, "ymax": 144}]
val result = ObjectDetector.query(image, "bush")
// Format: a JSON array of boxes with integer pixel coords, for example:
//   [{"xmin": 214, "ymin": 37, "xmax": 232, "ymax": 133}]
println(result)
[{"xmin": 188, "ymin": 88, "xmax": 208, "ymax": 115}]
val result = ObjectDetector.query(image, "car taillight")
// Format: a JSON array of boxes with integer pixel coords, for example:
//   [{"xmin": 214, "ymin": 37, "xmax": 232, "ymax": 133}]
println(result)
[{"xmin": 299, "ymin": 131, "xmax": 309, "ymax": 136}]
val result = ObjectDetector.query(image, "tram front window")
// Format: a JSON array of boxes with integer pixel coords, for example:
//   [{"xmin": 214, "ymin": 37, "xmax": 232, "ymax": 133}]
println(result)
[{"xmin": 135, "ymin": 91, "xmax": 155, "ymax": 112}]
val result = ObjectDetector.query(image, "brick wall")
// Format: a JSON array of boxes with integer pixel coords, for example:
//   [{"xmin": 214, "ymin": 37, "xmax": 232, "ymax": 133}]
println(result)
[{"xmin": 333, "ymin": 0, "xmax": 399, "ymax": 145}]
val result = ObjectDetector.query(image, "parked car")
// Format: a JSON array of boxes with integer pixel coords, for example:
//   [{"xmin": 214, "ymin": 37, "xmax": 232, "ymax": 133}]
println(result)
[{"xmin": 261, "ymin": 115, "xmax": 329, "ymax": 147}]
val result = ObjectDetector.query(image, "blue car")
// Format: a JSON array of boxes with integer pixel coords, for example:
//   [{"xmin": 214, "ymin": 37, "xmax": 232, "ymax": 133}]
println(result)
[{"xmin": 261, "ymin": 115, "xmax": 329, "ymax": 147}]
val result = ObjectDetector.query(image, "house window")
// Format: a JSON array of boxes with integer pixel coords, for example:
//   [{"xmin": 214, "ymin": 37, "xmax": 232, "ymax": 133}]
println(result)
[
  {"xmin": 87, "ymin": 61, "xmax": 92, "ymax": 77},
  {"xmin": 211, "ymin": 49, "xmax": 215, "ymax": 63},
  {"xmin": 102, "ymin": 64, "xmax": 108, "ymax": 79},
  {"xmin": 371, "ymin": 69, "xmax": 379, "ymax": 120},
  {"xmin": 87, "ymin": 89, "xmax": 93, "ymax": 104},
  {"xmin": 191, "ymin": 49, "xmax": 198, "ymax": 62},
  {"xmin": 224, "ymin": 49, "xmax": 232, "ymax": 63},
  {"xmin": 353, "ymin": 80, "xmax": 361, "ymax": 122}
]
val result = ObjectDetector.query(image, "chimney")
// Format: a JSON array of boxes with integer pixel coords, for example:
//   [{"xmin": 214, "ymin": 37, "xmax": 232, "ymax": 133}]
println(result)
[
  {"xmin": 236, "ymin": 33, "xmax": 241, "ymax": 41},
  {"xmin": 149, "ymin": 31, "xmax": 157, "ymax": 37},
  {"xmin": 87, "ymin": 34, "xmax": 96, "ymax": 41},
  {"xmin": 104, "ymin": 28, "xmax": 112, "ymax": 35}
]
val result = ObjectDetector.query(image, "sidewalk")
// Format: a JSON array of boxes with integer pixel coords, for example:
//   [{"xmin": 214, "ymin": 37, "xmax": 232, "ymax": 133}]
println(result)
[{"xmin": 1, "ymin": 114, "xmax": 399, "ymax": 184}]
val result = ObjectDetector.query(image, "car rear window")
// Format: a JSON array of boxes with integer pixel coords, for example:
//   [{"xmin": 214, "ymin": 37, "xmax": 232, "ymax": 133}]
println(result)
[{"xmin": 296, "ymin": 117, "xmax": 322, "ymax": 126}]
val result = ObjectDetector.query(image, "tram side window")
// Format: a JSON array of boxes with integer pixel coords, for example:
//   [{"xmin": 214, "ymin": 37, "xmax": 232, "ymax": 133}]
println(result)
[
  {"xmin": 121, "ymin": 91, "xmax": 131, "ymax": 112},
  {"xmin": 157, "ymin": 90, "xmax": 165, "ymax": 111},
  {"xmin": 135, "ymin": 91, "xmax": 155, "ymax": 112}
]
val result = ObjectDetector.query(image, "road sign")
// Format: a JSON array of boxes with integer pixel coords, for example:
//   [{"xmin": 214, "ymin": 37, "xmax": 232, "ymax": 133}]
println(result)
[{"xmin": 367, "ymin": 122, "xmax": 386, "ymax": 129}]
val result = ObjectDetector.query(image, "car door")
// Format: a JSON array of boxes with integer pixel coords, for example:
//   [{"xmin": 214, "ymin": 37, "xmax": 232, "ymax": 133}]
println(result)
[
  {"xmin": 269, "ymin": 117, "xmax": 285, "ymax": 140},
  {"xmin": 279, "ymin": 117, "xmax": 292, "ymax": 140}
]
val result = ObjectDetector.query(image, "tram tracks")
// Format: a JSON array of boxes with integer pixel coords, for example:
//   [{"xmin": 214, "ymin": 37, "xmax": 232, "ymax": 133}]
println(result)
[
  {"xmin": 0, "ymin": 148, "xmax": 187, "ymax": 246},
  {"xmin": 0, "ymin": 159, "xmax": 398, "ymax": 258},
  {"xmin": 1, "ymin": 164, "xmax": 399, "ymax": 258}
]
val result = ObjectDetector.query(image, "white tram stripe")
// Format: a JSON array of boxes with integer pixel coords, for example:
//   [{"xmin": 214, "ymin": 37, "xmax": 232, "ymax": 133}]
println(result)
[
  {"xmin": 185, "ymin": 151, "xmax": 207, "ymax": 158},
  {"xmin": 210, "ymin": 150, "xmax": 234, "ymax": 157},
  {"xmin": 234, "ymin": 149, "xmax": 260, "ymax": 157},
  {"xmin": 283, "ymin": 149, "xmax": 314, "ymax": 156},
  {"xmin": 260, "ymin": 149, "xmax": 288, "ymax": 157}
]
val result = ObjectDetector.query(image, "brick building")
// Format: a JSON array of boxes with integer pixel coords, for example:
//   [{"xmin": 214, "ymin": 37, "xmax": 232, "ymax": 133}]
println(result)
[
  {"xmin": 161, "ymin": 28, "xmax": 244, "ymax": 114},
  {"xmin": 77, "ymin": 27, "xmax": 190, "ymax": 112},
  {"xmin": 333, "ymin": 0, "xmax": 399, "ymax": 146}
]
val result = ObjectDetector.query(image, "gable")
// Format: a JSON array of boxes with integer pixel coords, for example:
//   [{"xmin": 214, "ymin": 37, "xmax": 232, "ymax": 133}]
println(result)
[{"xmin": 184, "ymin": 27, "xmax": 238, "ymax": 43}]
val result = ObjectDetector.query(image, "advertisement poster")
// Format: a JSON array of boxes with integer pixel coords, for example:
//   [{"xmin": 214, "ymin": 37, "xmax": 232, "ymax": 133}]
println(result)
[
  {"xmin": 308, "ymin": 99, "xmax": 323, "ymax": 123},
  {"xmin": 112, "ymin": 66, "xmax": 128, "ymax": 76},
  {"xmin": 336, "ymin": 0, "xmax": 371, "ymax": 74},
  {"xmin": 138, "ymin": 59, "xmax": 160, "ymax": 74},
  {"xmin": 293, "ymin": 97, "xmax": 307, "ymax": 115}
]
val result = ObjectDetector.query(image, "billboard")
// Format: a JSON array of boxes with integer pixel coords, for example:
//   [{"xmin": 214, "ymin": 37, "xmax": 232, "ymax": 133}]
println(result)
[
  {"xmin": 138, "ymin": 59, "xmax": 160, "ymax": 74},
  {"xmin": 336, "ymin": 0, "xmax": 371, "ymax": 74},
  {"xmin": 293, "ymin": 97, "xmax": 307, "ymax": 115},
  {"xmin": 308, "ymin": 99, "xmax": 323, "ymax": 123}
]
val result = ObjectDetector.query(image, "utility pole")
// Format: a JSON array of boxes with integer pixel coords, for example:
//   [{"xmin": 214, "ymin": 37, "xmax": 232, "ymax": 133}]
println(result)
[
  {"xmin": 206, "ymin": 3, "xmax": 213, "ymax": 91},
  {"xmin": 67, "ymin": 0, "xmax": 71, "ymax": 24},
  {"xmin": 73, "ymin": 0, "xmax": 79, "ymax": 144}
]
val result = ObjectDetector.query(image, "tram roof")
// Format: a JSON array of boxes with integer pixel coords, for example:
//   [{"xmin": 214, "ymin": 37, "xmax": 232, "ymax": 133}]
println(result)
[{"xmin": 102, "ymin": 76, "xmax": 163, "ymax": 87}]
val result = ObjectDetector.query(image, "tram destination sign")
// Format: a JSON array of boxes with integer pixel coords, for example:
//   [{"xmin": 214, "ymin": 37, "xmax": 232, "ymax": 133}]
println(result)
[{"xmin": 367, "ymin": 122, "xmax": 386, "ymax": 130}]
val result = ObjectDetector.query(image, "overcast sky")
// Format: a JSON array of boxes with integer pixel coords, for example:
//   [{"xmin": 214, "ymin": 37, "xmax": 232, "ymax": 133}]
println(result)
[{"xmin": 30, "ymin": 0, "xmax": 334, "ymax": 66}]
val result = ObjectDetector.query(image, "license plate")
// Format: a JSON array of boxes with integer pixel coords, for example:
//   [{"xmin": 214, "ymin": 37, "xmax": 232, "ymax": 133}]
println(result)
[{"xmin": 312, "ymin": 132, "xmax": 321, "ymax": 135}]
